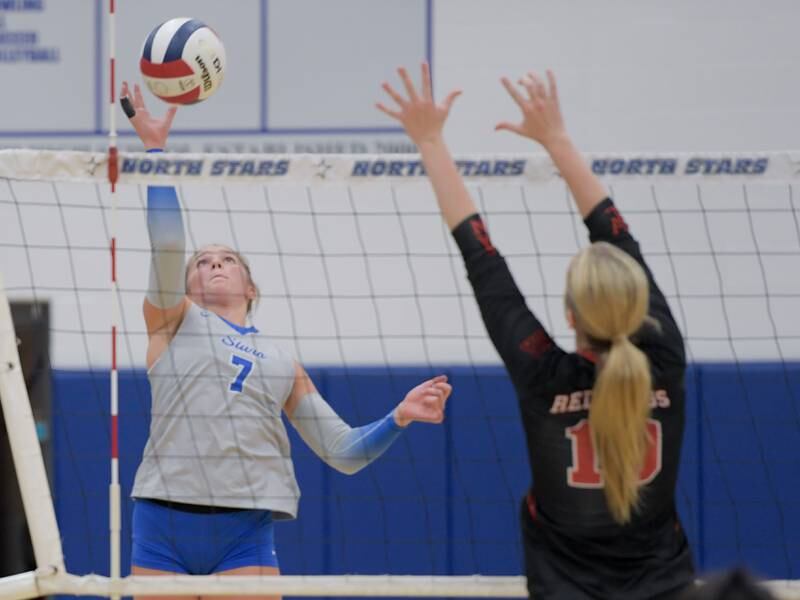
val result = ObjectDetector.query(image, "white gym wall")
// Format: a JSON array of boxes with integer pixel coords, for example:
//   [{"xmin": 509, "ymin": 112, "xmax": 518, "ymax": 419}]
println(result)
[{"xmin": 0, "ymin": 0, "xmax": 798, "ymax": 153}]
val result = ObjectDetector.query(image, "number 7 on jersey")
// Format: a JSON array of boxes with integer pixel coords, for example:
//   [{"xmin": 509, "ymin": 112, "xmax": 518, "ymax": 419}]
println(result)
[{"xmin": 229, "ymin": 354, "xmax": 253, "ymax": 393}]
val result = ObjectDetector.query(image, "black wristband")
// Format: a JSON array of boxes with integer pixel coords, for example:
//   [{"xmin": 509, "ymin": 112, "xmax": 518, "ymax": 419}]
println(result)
[{"xmin": 120, "ymin": 96, "xmax": 136, "ymax": 119}]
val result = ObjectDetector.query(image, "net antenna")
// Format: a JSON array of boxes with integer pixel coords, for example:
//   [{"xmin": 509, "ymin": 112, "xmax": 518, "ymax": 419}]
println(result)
[{"xmin": 106, "ymin": 2, "xmax": 122, "ymax": 598}]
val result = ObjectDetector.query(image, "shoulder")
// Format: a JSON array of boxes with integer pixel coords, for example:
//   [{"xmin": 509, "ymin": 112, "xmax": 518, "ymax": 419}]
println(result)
[{"xmin": 635, "ymin": 320, "xmax": 687, "ymax": 371}]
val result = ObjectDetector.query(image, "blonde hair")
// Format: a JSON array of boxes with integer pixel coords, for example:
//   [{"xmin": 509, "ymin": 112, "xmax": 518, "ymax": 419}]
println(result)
[
  {"xmin": 185, "ymin": 245, "xmax": 260, "ymax": 314},
  {"xmin": 566, "ymin": 242, "xmax": 651, "ymax": 523}
]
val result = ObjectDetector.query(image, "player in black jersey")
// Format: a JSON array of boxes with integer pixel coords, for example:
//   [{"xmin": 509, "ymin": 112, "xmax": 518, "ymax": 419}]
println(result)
[{"xmin": 377, "ymin": 64, "xmax": 695, "ymax": 599}]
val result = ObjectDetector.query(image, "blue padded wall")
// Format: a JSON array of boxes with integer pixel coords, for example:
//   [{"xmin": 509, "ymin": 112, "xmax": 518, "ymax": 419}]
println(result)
[{"xmin": 50, "ymin": 362, "xmax": 799, "ymax": 587}]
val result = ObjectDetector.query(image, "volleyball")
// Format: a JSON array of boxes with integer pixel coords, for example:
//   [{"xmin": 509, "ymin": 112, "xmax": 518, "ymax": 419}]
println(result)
[{"xmin": 139, "ymin": 17, "xmax": 226, "ymax": 105}]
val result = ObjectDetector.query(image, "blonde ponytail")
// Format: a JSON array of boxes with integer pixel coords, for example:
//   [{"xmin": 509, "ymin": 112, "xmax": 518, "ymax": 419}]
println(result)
[
  {"xmin": 566, "ymin": 242, "xmax": 651, "ymax": 523},
  {"xmin": 590, "ymin": 336, "xmax": 651, "ymax": 523}
]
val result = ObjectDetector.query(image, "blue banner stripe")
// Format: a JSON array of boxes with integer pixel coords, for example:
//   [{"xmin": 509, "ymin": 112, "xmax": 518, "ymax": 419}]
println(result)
[
  {"xmin": 141, "ymin": 21, "xmax": 161, "ymax": 62},
  {"xmin": 163, "ymin": 19, "xmax": 206, "ymax": 63}
]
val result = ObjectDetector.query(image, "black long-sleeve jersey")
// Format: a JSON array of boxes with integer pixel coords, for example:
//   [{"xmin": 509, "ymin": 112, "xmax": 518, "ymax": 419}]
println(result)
[{"xmin": 452, "ymin": 198, "xmax": 694, "ymax": 599}]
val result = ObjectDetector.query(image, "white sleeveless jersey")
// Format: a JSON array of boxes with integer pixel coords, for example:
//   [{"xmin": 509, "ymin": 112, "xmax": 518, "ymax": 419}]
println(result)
[{"xmin": 132, "ymin": 302, "xmax": 300, "ymax": 518}]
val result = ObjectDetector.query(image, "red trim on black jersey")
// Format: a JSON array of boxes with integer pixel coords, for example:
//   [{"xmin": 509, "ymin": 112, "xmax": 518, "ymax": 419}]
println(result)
[
  {"xmin": 470, "ymin": 218, "xmax": 497, "ymax": 256},
  {"xmin": 603, "ymin": 204, "xmax": 629, "ymax": 237},
  {"xmin": 520, "ymin": 329, "xmax": 554, "ymax": 358}
]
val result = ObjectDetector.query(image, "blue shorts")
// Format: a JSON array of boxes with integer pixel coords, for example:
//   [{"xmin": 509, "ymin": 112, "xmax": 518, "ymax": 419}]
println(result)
[{"xmin": 131, "ymin": 499, "xmax": 279, "ymax": 574}]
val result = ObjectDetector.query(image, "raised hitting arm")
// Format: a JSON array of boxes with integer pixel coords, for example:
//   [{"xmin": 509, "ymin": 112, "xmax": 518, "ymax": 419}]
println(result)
[
  {"xmin": 121, "ymin": 81, "xmax": 187, "ymax": 364},
  {"xmin": 145, "ymin": 184, "xmax": 186, "ymax": 317}
]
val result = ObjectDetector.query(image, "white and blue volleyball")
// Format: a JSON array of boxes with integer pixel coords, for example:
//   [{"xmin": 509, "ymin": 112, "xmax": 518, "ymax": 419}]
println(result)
[{"xmin": 140, "ymin": 18, "xmax": 226, "ymax": 105}]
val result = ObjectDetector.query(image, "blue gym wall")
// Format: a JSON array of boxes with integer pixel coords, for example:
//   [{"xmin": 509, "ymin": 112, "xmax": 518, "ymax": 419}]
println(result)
[{"xmin": 51, "ymin": 363, "xmax": 800, "ymax": 586}]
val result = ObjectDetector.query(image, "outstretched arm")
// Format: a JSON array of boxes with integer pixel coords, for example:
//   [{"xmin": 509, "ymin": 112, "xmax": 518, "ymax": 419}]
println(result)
[
  {"xmin": 496, "ymin": 70, "xmax": 607, "ymax": 218},
  {"xmin": 498, "ymin": 71, "xmax": 684, "ymax": 366},
  {"xmin": 284, "ymin": 364, "xmax": 451, "ymax": 475},
  {"xmin": 121, "ymin": 82, "xmax": 188, "ymax": 360},
  {"xmin": 377, "ymin": 64, "xmax": 565, "ymax": 392}
]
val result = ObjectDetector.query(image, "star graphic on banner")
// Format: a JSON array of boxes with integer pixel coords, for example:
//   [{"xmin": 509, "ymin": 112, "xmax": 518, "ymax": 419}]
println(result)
[
  {"xmin": 314, "ymin": 158, "xmax": 333, "ymax": 179},
  {"xmin": 86, "ymin": 155, "xmax": 103, "ymax": 177}
]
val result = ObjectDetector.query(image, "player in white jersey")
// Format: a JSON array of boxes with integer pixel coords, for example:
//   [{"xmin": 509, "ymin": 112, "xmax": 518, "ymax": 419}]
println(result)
[{"xmin": 120, "ymin": 82, "xmax": 452, "ymax": 599}]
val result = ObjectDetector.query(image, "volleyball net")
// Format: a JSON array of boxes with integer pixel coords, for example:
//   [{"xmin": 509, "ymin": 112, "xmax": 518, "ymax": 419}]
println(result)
[{"xmin": 0, "ymin": 149, "xmax": 798, "ymax": 598}]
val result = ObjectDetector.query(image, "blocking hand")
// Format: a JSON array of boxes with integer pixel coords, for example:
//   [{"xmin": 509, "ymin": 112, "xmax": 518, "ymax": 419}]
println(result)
[
  {"xmin": 376, "ymin": 62, "xmax": 461, "ymax": 147},
  {"xmin": 496, "ymin": 69, "xmax": 567, "ymax": 150}
]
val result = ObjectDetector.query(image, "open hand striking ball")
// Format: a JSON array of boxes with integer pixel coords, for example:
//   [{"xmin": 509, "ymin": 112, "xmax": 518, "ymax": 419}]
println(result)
[{"xmin": 139, "ymin": 17, "xmax": 226, "ymax": 105}]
